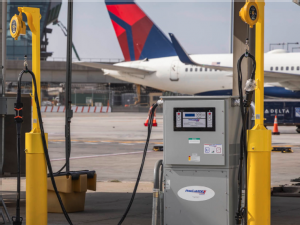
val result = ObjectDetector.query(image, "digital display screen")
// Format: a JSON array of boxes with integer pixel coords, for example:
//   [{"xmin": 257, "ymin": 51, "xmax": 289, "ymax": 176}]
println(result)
[
  {"xmin": 174, "ymin": 107, "xmax": 215, "ymax": 131},
  {"xmin": 185, "ymin": 114, "xmax": 195, "ymax": 117}
]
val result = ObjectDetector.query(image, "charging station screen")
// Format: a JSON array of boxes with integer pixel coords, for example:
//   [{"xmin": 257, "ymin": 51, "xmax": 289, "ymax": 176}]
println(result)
[{"xmin": 174, "ymin": 108, "xmax": 215, "ymax": 131}]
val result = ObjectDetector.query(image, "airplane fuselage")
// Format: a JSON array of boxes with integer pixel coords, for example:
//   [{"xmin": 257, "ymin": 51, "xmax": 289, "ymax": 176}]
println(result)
[{"xmin": 104, "ymin": 51, "xmax": 300, "ymax": 95}]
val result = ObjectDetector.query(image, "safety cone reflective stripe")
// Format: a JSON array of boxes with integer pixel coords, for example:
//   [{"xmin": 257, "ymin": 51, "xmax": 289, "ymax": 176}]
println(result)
[{"xmin": 272, "ymin": 115, "xmax": 280, "ymax": 135}]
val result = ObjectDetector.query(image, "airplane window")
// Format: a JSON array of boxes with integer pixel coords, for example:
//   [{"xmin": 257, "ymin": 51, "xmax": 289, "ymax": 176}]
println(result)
[
  {"xmin": 210, "ymin": 69, "xmax": 212, "ymax": 72},
  {"xmin": 205, "ymin": 68, "xmax": 207, "ymax": 72},
  {"xmin": 281, "ymin": 67, "xmax": 284, "ymax": 71},
  {"xmin": 291, "ymin": 66, "xmax": 294, "ymax": 71},
  {"xmin": 286, "ymin": 67, "xmax": 289, "ymax": 71},
  {"xmin": 275, "ymin": 67, "xmax": 278, "ymax": 71},
  {"xmin": 270, "ymin": 67, "xmax": 273, "ymax": 71},
  {"xmin": 190, "ymin": 68, "xmax": 193, "ymax": 72},
  {"xmin": 298, "ymin": 66, "xmax": 300, "ymax": 71},
  {"xmin": 200, "ymin": 68, "xmax": 203, "ymax": 72},
  {"xmin": 185, "ymin": 68, "xmax": 188, "ymax": 72},
  {"xmin": 195, "ymin": 68, "xmax": 198, "ymax": 72}
]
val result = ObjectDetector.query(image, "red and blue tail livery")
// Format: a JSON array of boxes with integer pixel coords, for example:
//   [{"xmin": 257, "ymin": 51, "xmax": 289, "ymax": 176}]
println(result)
[{"xmin": 105, "ymin": 0, "xmax": 176, "ymax": 61}]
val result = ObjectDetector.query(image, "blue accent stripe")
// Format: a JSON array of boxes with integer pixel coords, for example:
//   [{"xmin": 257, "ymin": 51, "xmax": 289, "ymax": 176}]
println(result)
[
  {"xmin": 108, "ymin": 12, "xmax": 135, "ymax": 61},
  {"xmin": 195, "ymin": 90, "xmax": 232, "ymax": 96},
  {"xmin": 265, "ymin": 87, "xmax": 300, "ymax": 98},
  {"xmin": 195, "ymin": 87, "xmax": 300, "ymax": 99},
  {"xmin": 105, "ymin": 0, "xmax": 135, "ymax": 5}
]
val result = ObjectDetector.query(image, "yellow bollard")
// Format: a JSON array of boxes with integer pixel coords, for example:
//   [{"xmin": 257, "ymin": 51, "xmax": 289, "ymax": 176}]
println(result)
[
  {"xmin": 25, "ymin": 129, "xmax": 48, "ymax": 225},
  {"xmin": 10, "ymin": 7, "xmax": 46, "ymax": 225},
  {"xmin": 247, "ymin": 129, "xmax": 271, "ymax": 225},
  {"xmin": 247, "ymin": 1, "xmax": 272, "ymax": 225}
]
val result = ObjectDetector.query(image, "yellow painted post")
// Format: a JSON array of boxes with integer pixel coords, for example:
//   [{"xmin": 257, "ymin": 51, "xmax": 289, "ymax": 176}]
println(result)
[
  {"xmin": 14, "ymin": 7, "xmax": 48, "ymax": 225},
  {"xmin": 247, "ymin": 1, "xmax": 272, "ymax": 225},
  {"xmin": 18, "ymin": 7, "xmax": 41, "ymax": 130},
  {"xmin": 25, "ymin": 129, "xmax": 48, "ymax": 225}
]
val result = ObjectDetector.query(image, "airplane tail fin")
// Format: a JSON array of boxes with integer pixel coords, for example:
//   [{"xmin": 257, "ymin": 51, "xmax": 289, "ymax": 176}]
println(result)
[{"xmin": 105, "ymin": 0, "xmax": 176, "ymax": 61}]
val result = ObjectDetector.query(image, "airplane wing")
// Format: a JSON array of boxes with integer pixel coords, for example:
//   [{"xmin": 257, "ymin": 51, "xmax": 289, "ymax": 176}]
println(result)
[
  {"xmin": 169, "ymin": 33, "xmax": 232, "ymax": 72},
  {"xmin": 74, "ymin": 62, "xmax": 155, "ymax": 75},
  {"xmin": 264, "ymin": 71, "xmax": 300, "ymax": 91}
]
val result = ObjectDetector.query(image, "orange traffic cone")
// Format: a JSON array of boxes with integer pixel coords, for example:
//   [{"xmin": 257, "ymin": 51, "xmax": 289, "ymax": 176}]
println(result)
[
  {"xmin": 152, "ymin": 116, "xmax": 157, "ymax": 127},
  {"xmin": 272, "ymin": 115, "xmax": 280, "ymax": 135},
  {"xmin": 144, "ymin": 115, "xmax": 149, "ymax": 126}
]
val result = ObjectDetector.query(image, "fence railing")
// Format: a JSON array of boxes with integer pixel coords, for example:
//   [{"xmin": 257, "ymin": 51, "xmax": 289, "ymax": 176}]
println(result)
[{"xmin": 7, "ymin": 57, "xmax": 124, "ymax": 63}]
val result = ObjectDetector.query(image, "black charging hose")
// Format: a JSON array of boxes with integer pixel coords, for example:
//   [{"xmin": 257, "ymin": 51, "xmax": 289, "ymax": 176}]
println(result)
[
  {"xmin": 235, "ymin": 52, "xmax": 256, "ymax": 225},
  {"xmin": 14, "ymin": 67, "xmax": 73, "ymax": 225},
  {"xmin": 118, "ymin": 103, "xmax": 159, "ymax": 225},
  {"xmin": 12, "ymin": 71, "xmax": 25, "ymax": 225}
]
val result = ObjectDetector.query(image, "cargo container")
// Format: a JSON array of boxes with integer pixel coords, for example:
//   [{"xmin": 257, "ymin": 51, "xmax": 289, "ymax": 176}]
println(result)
[{"xmin": 264, "ymin": 100, "xmax": 300, "ymax": 133}]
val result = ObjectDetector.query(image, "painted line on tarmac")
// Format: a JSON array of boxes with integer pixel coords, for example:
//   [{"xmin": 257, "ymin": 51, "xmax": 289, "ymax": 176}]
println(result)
[{"xmin": 51, "ymin": 150, "xmax": 154, "ymax": 162}]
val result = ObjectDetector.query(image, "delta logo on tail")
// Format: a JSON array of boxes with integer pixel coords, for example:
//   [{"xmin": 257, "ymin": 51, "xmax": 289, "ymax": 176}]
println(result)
[{"xmin": 105, "ymin": 0, "xmax": 176, "ymax": 61}]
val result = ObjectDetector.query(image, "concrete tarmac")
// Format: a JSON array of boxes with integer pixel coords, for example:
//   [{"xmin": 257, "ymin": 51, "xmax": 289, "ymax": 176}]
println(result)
[{"xmin": 1, "ymin": 113, "xmax": 300, "ymax": 224}]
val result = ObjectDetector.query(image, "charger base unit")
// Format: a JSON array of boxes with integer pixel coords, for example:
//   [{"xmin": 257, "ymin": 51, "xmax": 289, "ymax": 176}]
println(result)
[{"xmin": 162, "ymin": 96, "xmax": 241, "ymax": 225}]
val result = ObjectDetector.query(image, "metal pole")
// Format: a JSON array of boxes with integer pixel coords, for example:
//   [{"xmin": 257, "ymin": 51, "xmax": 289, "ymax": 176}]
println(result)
[
  {"xmin": 230, "ymin": 0, "xmax": 233, "ymax": 53},
  {"xmin": 65, "ymin": 0, "xmax": 73, "ymax": 174},
  {"xmin": 152, "ymin": 160, "xmax": 163, "ymax": 225},
  {"xmin": 2, "ymin": 1, "xmax": 6, "ymax": 98},
  {"xmin": 108, "ymin": 83, "xmax": 111, "ymax": 107},
  {"xmin": 1, "ymin": 1, "xmax": 7, "ymax": 175},
  {"xmin": 92, "ymin": 87, "xmax": 94, "ymax": 106},
  {"xmin": 287, "ymin": 42, "xmax": 299, "ymax": 52}
]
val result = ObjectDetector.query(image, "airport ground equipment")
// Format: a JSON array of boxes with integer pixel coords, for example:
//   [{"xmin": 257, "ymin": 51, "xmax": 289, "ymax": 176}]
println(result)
[
  {"xmin": 240, "ymin": 1, "xmax": 272, "ymax": 224},
  {"xmin": 161, "ymin": 96, "xmax": 241, "ymax": 225},
  {"xmin": 264, "ymin": 100, "xmax": 300, "ymax": 133},
  {"xmin": 10, "ymin": 7, "xmax": 74, "ymax": 225}
]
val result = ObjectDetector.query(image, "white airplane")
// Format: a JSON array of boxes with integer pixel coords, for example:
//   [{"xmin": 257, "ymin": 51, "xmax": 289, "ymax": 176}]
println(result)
[{"xmin": 76, "ymin": 0, "xmax": 300, "ymax": 98}]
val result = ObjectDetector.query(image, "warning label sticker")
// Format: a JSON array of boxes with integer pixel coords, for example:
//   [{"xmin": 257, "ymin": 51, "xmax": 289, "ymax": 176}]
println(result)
[
  {"xmin": 189, "ymin": 138, "xmax": 200, "ymax": 144},
  {"xmin": 204, "ymin": 144, "xmax": 222, "ymax": 154},
  {"xmin": 189, "ymin": 153, "xmax": 200, "ymax": 162}
]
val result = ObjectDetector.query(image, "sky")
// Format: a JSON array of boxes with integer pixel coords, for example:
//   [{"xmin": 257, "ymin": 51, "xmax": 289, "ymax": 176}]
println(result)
[{"xmin": 47, "ymin": 1, "xmax": 300, "ymax": 61}]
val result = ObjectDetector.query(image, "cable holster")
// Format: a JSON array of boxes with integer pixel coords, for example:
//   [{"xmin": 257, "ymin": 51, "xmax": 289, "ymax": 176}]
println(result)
[
  {"xmin": 14, "ymin": 102, "xmax": 23, "ymax": 124},
  {"xmin": 244, "ymin": 91, "xmax": 254, "ymax": 109}
]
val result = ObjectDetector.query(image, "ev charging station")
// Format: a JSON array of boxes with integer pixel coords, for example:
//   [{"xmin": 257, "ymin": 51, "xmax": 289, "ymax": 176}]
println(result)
[
  {"xmin": 6, "ymin": 0, "xmax": 273, "ymax": 225},
  {"xmin": 162, "ymin": 96, "xmax": 241, "ymax": 224}
]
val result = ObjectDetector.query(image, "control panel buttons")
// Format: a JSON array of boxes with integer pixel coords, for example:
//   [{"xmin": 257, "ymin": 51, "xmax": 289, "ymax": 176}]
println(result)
[
  {"xmin": 207, "ymin": 112, "xmax": 213, "ymax": 127},
  {"xmin": 176, "ymin": 112, "xmax": 181, "ymax": 127}
]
